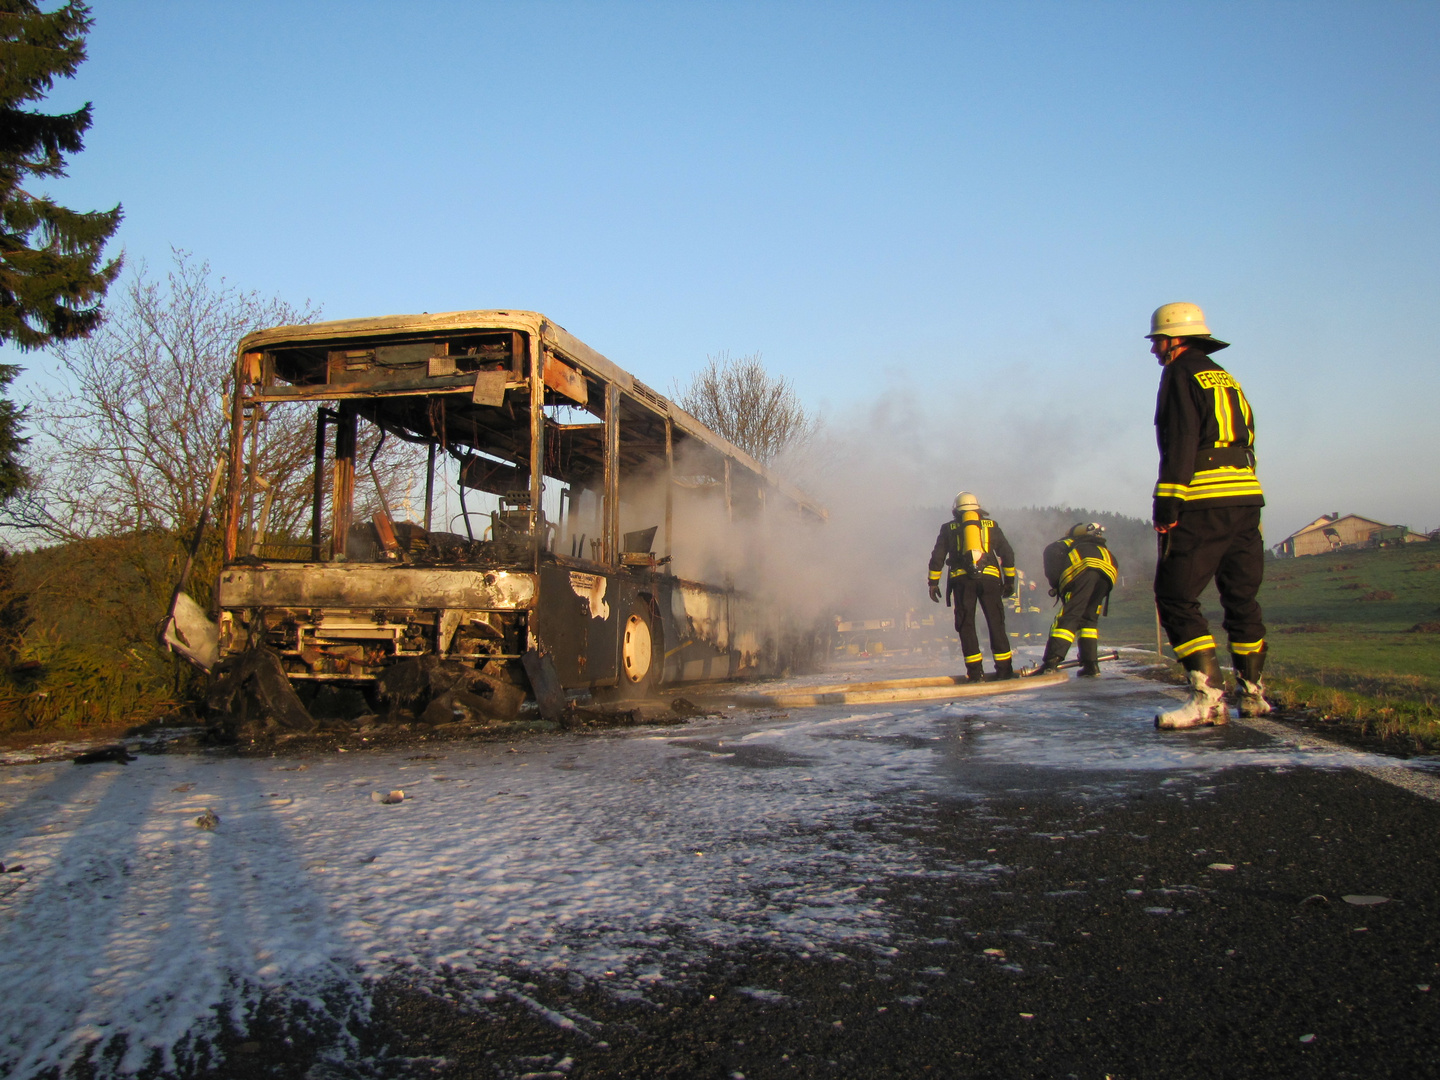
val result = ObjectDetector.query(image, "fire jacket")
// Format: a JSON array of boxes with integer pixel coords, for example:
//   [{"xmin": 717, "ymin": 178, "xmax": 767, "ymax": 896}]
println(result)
[
  {"xmin": 929, "ymin": 514, "xmax": 1017, "ymax": 585},
  {"xmin": 1153, "ymin": 347, "xmax": 1265, "ymax": 526},
  {"xmin": 1043, "ymin": 536, "xmax": 1119, "ymax": 594}
]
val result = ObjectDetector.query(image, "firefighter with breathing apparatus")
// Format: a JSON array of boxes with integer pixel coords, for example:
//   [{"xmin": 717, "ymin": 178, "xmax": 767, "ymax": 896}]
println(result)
[
  {"xmin": 1148, "ymin": 302, "xmax": 1270, "ymax": 728},
  {"xmin": 1033, "ymin": 522, "xmax": 1119, "ymax": 677},
  {"xmin": 928, "ymin": 492, "xmax": 1017, "ymax": 681}
]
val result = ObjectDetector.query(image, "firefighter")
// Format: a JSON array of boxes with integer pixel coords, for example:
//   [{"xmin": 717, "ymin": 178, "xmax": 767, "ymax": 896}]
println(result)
[
  {"xmin": 928, "ymin": 491, "xmax": 1017, "ymax": 681},
  {"xmin": 1147, "ymin": 302, "xmax": 1270, "ymax": 728},
  {"xmin": 1034, "ymin": 522, "xmax": 1118, "ymax": 677}
]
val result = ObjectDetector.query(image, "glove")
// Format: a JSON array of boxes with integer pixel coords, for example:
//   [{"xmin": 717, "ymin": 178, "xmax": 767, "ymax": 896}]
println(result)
[
  {"xmin": 928, "ymin": 582, "xmax": 942, "ymax": 603},
  {"xmin": 1003, "ymin": 581, "xmax": 1016, "ymax": 599}
]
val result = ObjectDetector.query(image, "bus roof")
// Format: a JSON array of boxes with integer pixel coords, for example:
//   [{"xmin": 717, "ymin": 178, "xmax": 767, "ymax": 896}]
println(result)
[{"xmin": 239, "ymin": 309, "xmax": 826, "ymax": 520}]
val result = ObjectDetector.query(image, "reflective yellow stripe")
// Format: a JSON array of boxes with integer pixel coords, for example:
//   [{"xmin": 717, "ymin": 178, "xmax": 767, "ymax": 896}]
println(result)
[
  {"xmin": 1003, "ymin": 567, "xmax": 1016, "ymax": 578},
  {"xmin": 1230, "ymin": 638, "xmax": 1265, "ymax": 655},
  {"xmin": 1214, "ymin": 386, "xmax": 1235, "ymax": 443},
  {"xmin": 982, "ymin": 566, "xmax": 1001, "ymax": 578},
  {"xmin": 1051, "ymin": 627, "xmax": 1076, "ymax": 644},
  {"xmin": 993, "ymin": 651, "xmax": 1012, "ymax": 662},
  {"xmin": 965, "ymin": 653, "xmax": 983, "ymax": 664},
  {"xmin": 1058, "ymin": 541, "xmax": 1118, "ymax": 589},
  {"xmin": 1153, "ymin": 467, "xmax": 1264, "ymax": 503},
  {"xmin": 1173, "ymin": 634, "xmax": 1216, "ymax": 659},
  {"xmin": 929, "ymin": 570, "xmax": 942, "ymax": 581},
  {"xmin": 1080, "ymin": 628, "xmax": 1098, "ymax": 639}
]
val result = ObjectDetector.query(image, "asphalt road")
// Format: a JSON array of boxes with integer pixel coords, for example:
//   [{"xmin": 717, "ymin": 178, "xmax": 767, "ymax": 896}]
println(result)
[{"xmin": 185, "ymin": 666, "xmax": 1440, "ymax": 1080}]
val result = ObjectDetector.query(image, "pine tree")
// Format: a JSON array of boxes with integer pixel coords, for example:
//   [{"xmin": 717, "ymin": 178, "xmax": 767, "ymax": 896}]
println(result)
[{"xmin": 0, "ymin": 0, "xmax": 121, "ymax": 504}]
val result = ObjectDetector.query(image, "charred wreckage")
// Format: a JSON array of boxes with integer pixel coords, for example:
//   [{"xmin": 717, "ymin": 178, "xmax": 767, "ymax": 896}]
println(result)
[{"xmin": 163, "ymin": 310, "xmax": 829, "ymax": 738}]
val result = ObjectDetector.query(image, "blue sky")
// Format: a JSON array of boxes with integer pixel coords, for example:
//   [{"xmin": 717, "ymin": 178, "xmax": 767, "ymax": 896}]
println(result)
[{"xmin": 13, "ymin": 1, "xmax": 1440, "ymax": 538}]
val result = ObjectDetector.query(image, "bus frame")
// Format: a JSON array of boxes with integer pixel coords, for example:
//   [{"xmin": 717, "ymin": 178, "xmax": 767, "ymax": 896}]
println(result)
[{"xmin": 210, "ymin": 309, "xmax": 827, "ymax": 702}]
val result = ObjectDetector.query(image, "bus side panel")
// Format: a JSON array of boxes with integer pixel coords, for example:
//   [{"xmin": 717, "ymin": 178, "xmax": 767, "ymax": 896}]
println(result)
[
  {"xmin": 728, "ymin": 591, "xmax": 773, "ymax": 677},
  {"xmin": 662, "ymin": 581, "xmax": 736, "ymax": 683},
  {"xmin": 535, "ymin": 563, "xmax": 620, "ymax": 688}
]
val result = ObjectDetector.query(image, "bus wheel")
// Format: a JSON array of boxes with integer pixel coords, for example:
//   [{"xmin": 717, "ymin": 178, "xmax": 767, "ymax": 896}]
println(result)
[
  {"xmin": 621, "ymin": 604, "xmax": 656, "ymax": 693},
  {"xmin": 592, "ymin": 601, "xmax": 660, "ymax": 703}
]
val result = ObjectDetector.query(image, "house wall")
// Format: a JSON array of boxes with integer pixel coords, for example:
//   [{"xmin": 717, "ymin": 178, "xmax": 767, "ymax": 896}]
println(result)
[{"xmin": 1288, "ymin": 517, "xmax": 1386, "ymax": 557}]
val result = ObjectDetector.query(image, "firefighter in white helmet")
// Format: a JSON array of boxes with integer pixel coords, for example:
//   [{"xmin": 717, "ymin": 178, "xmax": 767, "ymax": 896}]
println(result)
[
  {"xmin": 928, "ymin": 492, "xmax": 1017, "ymax": 681},
  {"xmin": 1147, "ymin": 302, "xmax": 1270, "ymax": 728}
]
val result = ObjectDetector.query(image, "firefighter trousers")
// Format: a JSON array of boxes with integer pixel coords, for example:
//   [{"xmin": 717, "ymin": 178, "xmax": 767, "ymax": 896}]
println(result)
[
  {"xmin": 952, "ymin": 575, "xmax": 1011, "ymax": 666},
  {"xmin": 1154, "ymin": 505, "xmax": 1266, "ymax": 665},
  {"xmin": 1045, "ymin": 570, "xmax": 1112, "ymax": 662}
]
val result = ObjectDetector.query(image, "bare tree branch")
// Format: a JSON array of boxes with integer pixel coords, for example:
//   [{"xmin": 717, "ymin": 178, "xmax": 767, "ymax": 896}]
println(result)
[{"xmin": 675, "ymin": 351, "xmax": 817, "ymax": 466}]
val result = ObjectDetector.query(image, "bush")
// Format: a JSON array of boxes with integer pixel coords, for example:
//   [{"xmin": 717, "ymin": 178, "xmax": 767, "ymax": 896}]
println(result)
[{"xmin": 0, "ymin": 630, "xmax": 175, "ymax": 737}]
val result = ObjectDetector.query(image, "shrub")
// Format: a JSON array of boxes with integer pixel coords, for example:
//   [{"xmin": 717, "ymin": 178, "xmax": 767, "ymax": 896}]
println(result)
[{"xmin": 0, "ymin": 630, "xmax": 175, "ymax": 737}]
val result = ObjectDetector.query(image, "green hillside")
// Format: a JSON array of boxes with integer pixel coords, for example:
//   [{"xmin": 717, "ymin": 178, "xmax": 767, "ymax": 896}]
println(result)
[{"xmin": 1098, "ymin": 540, "xmax": 1440, "ymax": 744}]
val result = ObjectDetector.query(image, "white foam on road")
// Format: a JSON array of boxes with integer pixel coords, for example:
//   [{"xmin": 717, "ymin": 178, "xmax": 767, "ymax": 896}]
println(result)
[
  {"xmin": 1, "ymin": 666, "xmax": 1433, "ymax": 1077},
  {"xmin": 0, "ymin": 712, "xmax": 948, "ymax": 1077}
]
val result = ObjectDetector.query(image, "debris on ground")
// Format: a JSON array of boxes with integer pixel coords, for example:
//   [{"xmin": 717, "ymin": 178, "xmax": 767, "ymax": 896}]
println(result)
[
  {"xmin": 308, "ymin": 684, "xmax": 371, "ymax": 721},
  {"xmin": 206, "ymin": 648, "xmax": 317, "ymax": 740},
  {"xmin": 521, "ymin": 649, "xmax": 567, "ymax": 722},
  {"xmin": 670, "ymin": 696, "xmax": 715, "ymax": 718},
  {"xmin": 567, "ymin": 704, "xmax": 640, "ymax": 727},
  {"xmin": 378, "ymin": 655, "xmax": 526, "ymax": 726},
  {"xmin": 195, "ymin": 809, "xmax": 219, "ymax": 830},
  {"xmin": 371, "ymin": 790, "xmax": 405, "ymax": 805},
  {"xmin": 72, "ymin": 745, "xmax": 137, "ymax": 765},
  {"xmin": 1342, "ymin": 894, "xmax": 1390, "ymax": 906}
]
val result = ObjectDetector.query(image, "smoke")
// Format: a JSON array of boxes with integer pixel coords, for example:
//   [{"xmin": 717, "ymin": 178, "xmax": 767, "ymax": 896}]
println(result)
[
  {"xmin": 497, "ymin": 375, "xmax": 1161, "ymax": 638},
  {"xmin": 584, "ymin": 379, "xmax": 1157, "ymax": 630}
]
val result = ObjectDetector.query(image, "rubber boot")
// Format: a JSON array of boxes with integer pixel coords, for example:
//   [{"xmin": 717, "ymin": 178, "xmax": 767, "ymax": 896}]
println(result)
[
  {"xmin": 1155, "ymin": 651, "xmax": 1229, "ymax": 729},
  {"xmin": 1077, "ymin": 637, "xmax": 1101, "ymax": 678},
  {"xmin": 994, "ymin": 657, "xmax": 1015, "ymax": 681},
  {"xmin": 1027, "ymin": 636, "xmax": 1068, "ymax": 676},
  {"xmin": 1232, "ymin": 648, "xmax": 1272, "ymax": 718},
  {"xmin": 965, "ymin": 660, "xmax": 985, "ymax": 684}
]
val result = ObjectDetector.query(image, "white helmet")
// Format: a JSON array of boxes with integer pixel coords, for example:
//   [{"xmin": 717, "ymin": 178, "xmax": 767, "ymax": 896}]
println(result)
[
  {"xmin": 1069, "ymin": 522, "xmax": 1105, "ymax": 541},
  {"xmin": 953, "ymin": 491, "xmax": 980, "ymax": 515},
  {"xmin": 1147, "ymin": 302, "xmax": 1228, "ymax": 350}
]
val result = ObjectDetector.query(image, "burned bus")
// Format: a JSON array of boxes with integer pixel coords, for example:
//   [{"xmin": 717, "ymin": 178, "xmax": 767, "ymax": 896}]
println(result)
[{"xmin": 192, "ymin": 309, "xmax": 827, "ymax": 711}]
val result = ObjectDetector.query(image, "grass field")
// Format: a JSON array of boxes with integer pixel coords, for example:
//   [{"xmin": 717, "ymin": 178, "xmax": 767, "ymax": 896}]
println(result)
[{"xmin": 1097, "ymin": 540, "xmax": 1440, "ymax": 747}]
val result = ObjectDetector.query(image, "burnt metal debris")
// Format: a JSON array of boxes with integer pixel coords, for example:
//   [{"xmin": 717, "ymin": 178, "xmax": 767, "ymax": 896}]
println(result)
[{"xmin": 170, "ymin": 311, "xmax": 829, "ymax": 737}]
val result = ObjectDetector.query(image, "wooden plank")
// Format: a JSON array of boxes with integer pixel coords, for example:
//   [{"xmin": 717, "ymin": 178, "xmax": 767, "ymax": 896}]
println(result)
[
  {"xmin": 330, "ymin": 406, "xmax": 358, "ymax": 559},
  {"xmin": 372, "ymin": 511, "xmax": 400, "ymax": 557},
  {"xmin": 543, "ymin": 352, "xmax": 588, "ymax": 405}
]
